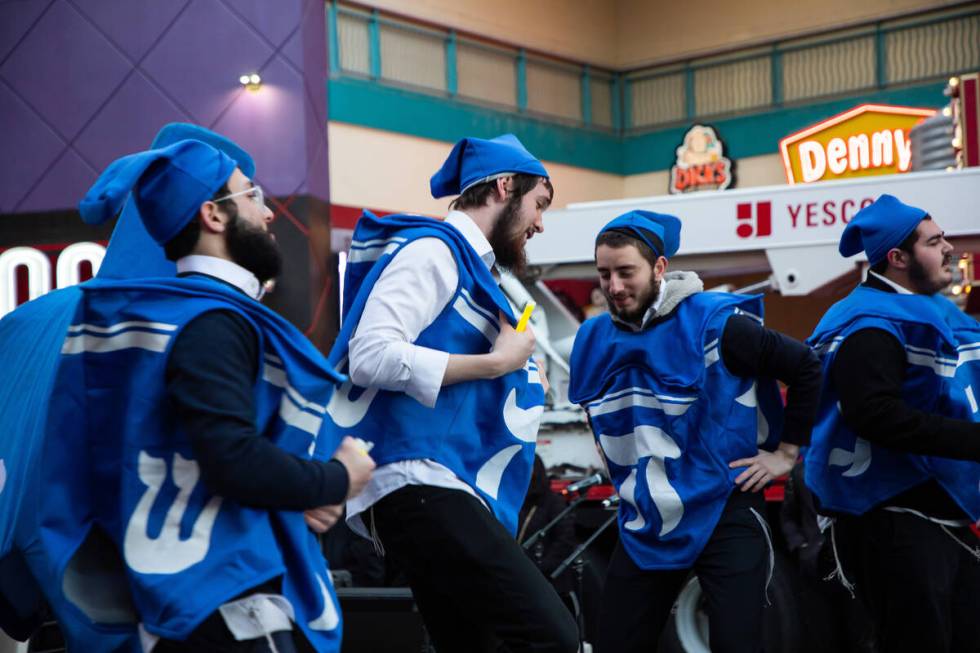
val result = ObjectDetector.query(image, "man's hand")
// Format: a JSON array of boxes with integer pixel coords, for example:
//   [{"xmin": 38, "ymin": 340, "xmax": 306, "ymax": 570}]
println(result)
[
  {"xmin": 729, "ymin": 443, "xmax": 799, "ymax": 492},
  {"xmin": 535, "ymin": 357, "xmax": 551, "ymax": 395},
  {"xmin": 304, "ymin": 504, "xmax": 343, "ymax": 533},
  {"xmin": 491, "ymin": 311, "xmax": 536, "ymax": 376},
  {"xmin": 333, "ymin": 435, "xmax": 376, "ymax": 499}
]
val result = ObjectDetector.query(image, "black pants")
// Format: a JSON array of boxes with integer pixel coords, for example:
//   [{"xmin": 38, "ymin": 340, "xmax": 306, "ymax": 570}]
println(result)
[
  {"xmin": 371, "ymin": 485, "xmax": 579, "ymax": 653},
  {"xmin": 598, "ymin": 492, "xmax": 769, "ymax": 653},
  {"xmin": 154, "ymin": 578, "xmax": 314, "ymax": 653},
  {"xmin": 154, "ymin": 617, "xmax": 312, "ymax": 653},
  {"xmin": 837, "ymin": 509, "xmax": 980, "ymax": 653}
]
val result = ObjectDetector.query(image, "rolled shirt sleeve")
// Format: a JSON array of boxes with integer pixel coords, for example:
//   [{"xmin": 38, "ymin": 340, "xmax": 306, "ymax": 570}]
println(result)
[{"xmin": 348, "ymin": 237, "xmax": 459, "ymax": 407}]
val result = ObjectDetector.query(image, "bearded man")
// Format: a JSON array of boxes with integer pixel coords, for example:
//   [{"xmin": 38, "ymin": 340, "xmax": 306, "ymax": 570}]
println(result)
[
  {"xmin": 568, "ymin": 210, "xmax": 820, "ymax": 653},
  {"xmin": 805, "ymin": 194, "xmax": 980, "ymax": 653},
  {"xmin": 322, "ymin": 134, "xmax": 578, "ymax": 653},
  {"xmin": 30, "ymin": 138, "xmax": 375, "ymax": 652}
]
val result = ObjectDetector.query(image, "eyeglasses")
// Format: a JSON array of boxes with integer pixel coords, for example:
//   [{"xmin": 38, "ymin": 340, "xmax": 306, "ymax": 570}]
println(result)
[{"xmin": 213, "ymin": 184, "xmax": 265, "ymax": 207}]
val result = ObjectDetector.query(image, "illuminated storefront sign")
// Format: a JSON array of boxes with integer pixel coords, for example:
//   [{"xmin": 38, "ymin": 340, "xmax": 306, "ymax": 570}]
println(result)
[
  {"xmin": 779, "ymin": 104, "xmax": 936, "ymax": 185},
  {"xmin": 0, "ymin": 242, "xmax": 105, "ymax": 318},
  {"xmin": 669, "ymin": 124, "xmax": 735, "ymax": 194}
]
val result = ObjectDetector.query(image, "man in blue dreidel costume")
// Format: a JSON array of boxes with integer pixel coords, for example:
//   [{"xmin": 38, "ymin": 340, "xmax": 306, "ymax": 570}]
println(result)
[
  {"xmin": 5, "ymin": 135, "xmax": 377, "ymax": 652},
  {"xmin": 324, "ymin": 134, "xmax": 578, "ymax": 652},
  {"xmin": 804, "ymin": 194, "xmax": 980, "ymax": 653},
  {"xmin": 0, "ymin": 123, "xmax": 274, "ymax": 648},
  {"xmin": 568, "ymin": 211, "xmax": 821, "ymax": 653}
]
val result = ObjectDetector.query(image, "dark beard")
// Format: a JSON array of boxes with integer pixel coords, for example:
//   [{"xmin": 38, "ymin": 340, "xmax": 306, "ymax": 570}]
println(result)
[
  {"xmin": 908, "ymin": 252, "xmax": 951, "ymax": 295},
  {"xmin": 226, "ymin": 215, "xmax": 282, "ymax": 284},
  {"xmin": 488, "ymin": 194, "xmax": 528, "ymax": 276},
  {"xmin": 606, "ymin": 278, "xmax": 661, "ymax": 325}
]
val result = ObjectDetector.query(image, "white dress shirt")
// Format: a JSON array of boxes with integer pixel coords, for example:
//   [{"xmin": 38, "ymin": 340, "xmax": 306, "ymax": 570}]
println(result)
[
  {"xmin": 176, "ymin": 254, "xmax": 264, "ymax": 299},
  {"xmin": 867, "ymin": 269, "xmax": 913, "ymax": 294},
  {"xmin": 346, "ymin": 211, "xmax": 494, "ymax": 537}
]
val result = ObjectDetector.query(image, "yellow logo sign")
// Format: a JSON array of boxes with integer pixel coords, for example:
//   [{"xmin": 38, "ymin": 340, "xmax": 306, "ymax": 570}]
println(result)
[{"xmin": 779, "ymin": 104, "xmax": 935, "ymax": 185}]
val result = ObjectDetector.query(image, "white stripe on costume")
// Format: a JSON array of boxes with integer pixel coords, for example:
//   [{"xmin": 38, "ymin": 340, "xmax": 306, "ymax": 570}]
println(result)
[
  {"xmin": 452, "ymin": 295, "xmax": 500, "ymax": 344},
  {"xmin": 62, "ymin": 331, "xmax": 172, "ymax": 355},
  {"xmin": 347, "ymin": 237, "xmax": 407, "ymax": 264},
  {"xmin": 587, "ymin": 387, "xmax": 696, "ymax": 417},
  {"xmin": 67, "ymin": 320, "xmax": 178, "ymax": 334}
]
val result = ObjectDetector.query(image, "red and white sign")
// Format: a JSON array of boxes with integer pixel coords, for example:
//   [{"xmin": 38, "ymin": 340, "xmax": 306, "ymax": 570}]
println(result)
[
  {"xmin": 735, "ymin": 201, "xmax": 771, "ymax": 239},
  {"xmin": 531, "ymin": 167, "xmax": 980, "ymax": 265},
  {"xmin": 669, "ymin": 125, "xmax": 734, "ymax": 194}
]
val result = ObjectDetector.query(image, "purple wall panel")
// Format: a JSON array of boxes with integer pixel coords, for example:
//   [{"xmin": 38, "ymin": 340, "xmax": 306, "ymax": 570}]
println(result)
[
  {"xmin": 0, "ymin": 82, "xmax": 65, "ymax": 213},
  {"xmin": 214, "ymin": 56, "xmax": 308, "ymax": 194},
  {"xmin": 300, "ymin": 0, "xmax": 329, "ymax": 201},
  {"xmin": 74, "ymin": 72, "xmax": 187, "ymax": 171},
  {"xmin": 141, "ymin": 1, "xmax": 275, "ymax": 127},
  {"xmin": 0, "ymin": 1, "xmax": 131, "ymax": 140},
  {"xmin": 0, "ymin": 0, "xmax": 51, "ymax": 63},
  {"xmin": 73, "ymin": 0, "xmax": 187, "ymax": 62},
  {"xmin": 0, "ymin": 0, "xmax": 330, "ymax": 214},
  {"xmin": 18, "ymin": 149, "xmax": 98, "ymax": 214}
]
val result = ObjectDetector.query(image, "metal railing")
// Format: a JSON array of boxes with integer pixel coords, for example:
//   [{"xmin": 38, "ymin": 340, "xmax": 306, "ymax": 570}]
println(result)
[{"xmin": 328, "ymin": 2, "xmax": 980, "ymax": 133}]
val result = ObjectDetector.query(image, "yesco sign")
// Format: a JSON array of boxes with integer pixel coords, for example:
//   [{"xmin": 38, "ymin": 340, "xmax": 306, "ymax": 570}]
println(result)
[{"xmin": 779, "ymin": 104, "xmax": 936, "ymax": 185}]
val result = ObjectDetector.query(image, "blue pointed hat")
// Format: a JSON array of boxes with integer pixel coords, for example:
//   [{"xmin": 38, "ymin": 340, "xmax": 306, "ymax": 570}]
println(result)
[
  {"xmin": 96, "ymin": 123, "xmax": 255, "ymax": 279},
  {"xmin": 80, "ymin": 139, "xmax": 236, "ymax": 246},
  {"xmin": 839, "ymin": 194, "xmax": 928, "ymax": 264},
  {"xmin": 598, "ymin": 210, "xmax": 682, "ymax": 259},
  {"xmin": 430, "ymin": 133, "xmax": 548, "ymax": 198}
]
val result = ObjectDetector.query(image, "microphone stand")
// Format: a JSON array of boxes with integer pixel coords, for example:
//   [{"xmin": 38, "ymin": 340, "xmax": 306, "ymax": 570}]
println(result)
[
  {"xmin": 521, "ymin": 494, "xmax": 588, "ymax": 551},
  {"xmin": 550, "ymin": 511, "xmax": 619, "ymax": 652}
]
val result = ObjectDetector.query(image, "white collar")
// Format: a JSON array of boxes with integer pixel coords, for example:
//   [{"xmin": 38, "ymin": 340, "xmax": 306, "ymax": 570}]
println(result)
[
  {"xmin": 868, "ymin": 270, "xmax": 913, "ymax": 295},
  {"xmin": 445, "ymin": 210, "xmax": 495, "ymax": 271},
  {"xmin": 176, "ymin": 255, "xmax": 264, "ymax": 300}
]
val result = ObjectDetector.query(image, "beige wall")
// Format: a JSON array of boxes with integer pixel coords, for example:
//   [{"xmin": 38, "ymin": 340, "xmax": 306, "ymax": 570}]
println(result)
[
  {"xmin": 330, "ymin": 122, "xmax": 789, "ymax": 213},
  {"xmin": 616, "ymin": 0, "xmax": 957, "ymax": 67},
  {"xmin": 355, "ymin": 0, "xmax": 957, "ymax": 68},
  {"xmin": 621, "ymin": 154, "xmax": 786, "ymax": 198},
  {"xmin": 357, "ymin": 0, "xmax": 619, "ymax": 67},
  {"xmin": 328, "ymin": 122, "xmax": 625, "ymax": 215}
]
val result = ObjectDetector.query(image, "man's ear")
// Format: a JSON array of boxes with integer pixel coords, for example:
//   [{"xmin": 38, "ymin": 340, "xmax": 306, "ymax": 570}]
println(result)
[
  {"xmin": 492, "ymin": 176, "xmax": 510, "ymax": 204},
  {"xmin": 654, "ymin": 255, "xmax": 669, "ymax": 280},
  {"xmin": 886, "ymin": 248, "xmax": 909, "ymax": 270},
  {"xmin": 198, "ymin": 201, "xmax": 228, "ymax": 235}
]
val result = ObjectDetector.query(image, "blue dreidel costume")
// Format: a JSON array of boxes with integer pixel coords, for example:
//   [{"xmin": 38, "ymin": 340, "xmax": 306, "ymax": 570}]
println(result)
[
  {"xmin": 322, "ymin": 134, "xmax": 550, "ymax": 534},
  {"xmin": 569, "ymin": 211, "xmax": 785, "ymax": 569},
  {"xmin": 805, "ymin": 195, "xmax": 980, "ymax": 521},
  {"xmin": 0, "ymin": 123, "xmax": 255, "ymax": 648},
  {"xmin": 0, "ymin": 131, "xmax": 347, "ymax": 651}
]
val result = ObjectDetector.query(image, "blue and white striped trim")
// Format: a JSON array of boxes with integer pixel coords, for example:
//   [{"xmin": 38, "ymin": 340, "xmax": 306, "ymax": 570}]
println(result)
[
  {"xmin": 905, "ymin": 344, "xmax": 956, "ymax": 378},
  {"xmin": 956, "ymin": 341, "xmax": 980, "ymax": 368},
  {"xmin": 812, "ymin": 336, "xmax": 844, "ymax": 357},
  {"xmin": 586, "ymin": 386, "xmax": 697, "ymax": 417},
  {"xmin": 262, "ymin": 355, "xmax": 326, "ymax": 448},
  {"xmin": 526, "ymin": 359, "xmax": 541, "ymax": 385},
  {"xmin": 61, "ymin": 321, "xmax": 178, "ymax": 355},
  {"xmin": 733, "ymin": 306, "xmax": 763, "ymax": 324},
  {"xmin": 703, "ymin": 338, "xmax": 721, "ymax": 367},
  {"xmin": 347, "ymin": 236, "xmax": 407, "ymax": 264},
  {"xmin": 452, "ymin": 287, "xmax": 500, "ymax": 344}
]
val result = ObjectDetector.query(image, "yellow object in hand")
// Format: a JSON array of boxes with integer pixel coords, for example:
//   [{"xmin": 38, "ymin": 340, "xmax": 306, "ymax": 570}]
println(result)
[
  {"xmin": 516, "ymin": 302, "xmax": 536, "ymax": 333},
  {"xmin": 352, "ymin": 437, "xmax": 374, "ymax": 456}
]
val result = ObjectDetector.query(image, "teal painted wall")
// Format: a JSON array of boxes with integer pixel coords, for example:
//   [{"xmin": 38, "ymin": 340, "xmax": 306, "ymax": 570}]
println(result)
[{"xmin": 329, "ymin": 77, "xmax": 947, "ymax": 176}]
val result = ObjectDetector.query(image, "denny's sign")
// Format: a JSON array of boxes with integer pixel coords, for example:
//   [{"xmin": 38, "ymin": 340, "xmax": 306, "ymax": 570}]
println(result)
[{"xmin": 779, "ymin": 104, "xmax": 935, "ymax": 185}]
